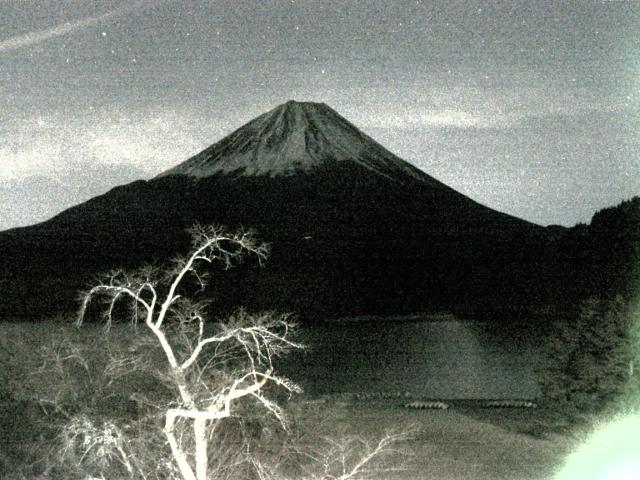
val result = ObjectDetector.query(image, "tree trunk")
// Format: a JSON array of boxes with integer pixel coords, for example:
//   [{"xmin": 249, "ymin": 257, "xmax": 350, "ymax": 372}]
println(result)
[
  {"xmin": 164, "ymin": 412, "xmax": 197, "ymax": 480},
  {"xmin": 194, "ymin": 418, "xmax": 208, "ymax": 480}
]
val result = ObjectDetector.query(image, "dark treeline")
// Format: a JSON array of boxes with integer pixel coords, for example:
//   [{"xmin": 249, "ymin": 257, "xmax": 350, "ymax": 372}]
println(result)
[
  {"xmin": 554, "ymin": 196, "xmax": 639, "ymax": 303},
  {"xmin": 534, "ymin": 197, "xmax": 640, "ymax": 415}
]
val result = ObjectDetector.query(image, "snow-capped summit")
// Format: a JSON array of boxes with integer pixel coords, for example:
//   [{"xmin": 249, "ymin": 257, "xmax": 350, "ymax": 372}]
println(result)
[{"xmin": 159, "ymin": 100, "xmax": 427, "ymax": 182}]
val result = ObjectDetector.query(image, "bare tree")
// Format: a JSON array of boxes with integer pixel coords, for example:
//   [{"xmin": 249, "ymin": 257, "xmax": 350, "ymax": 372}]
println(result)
[{"xmin": 77, "ymin": 225, "xmax": 303, "ymax": 480}]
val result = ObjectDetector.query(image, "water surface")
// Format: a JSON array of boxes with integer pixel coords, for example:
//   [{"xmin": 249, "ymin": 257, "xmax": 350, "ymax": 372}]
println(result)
[{"xmin": 282, "ymin": 319, "xmax": 542, "ymax": 399}]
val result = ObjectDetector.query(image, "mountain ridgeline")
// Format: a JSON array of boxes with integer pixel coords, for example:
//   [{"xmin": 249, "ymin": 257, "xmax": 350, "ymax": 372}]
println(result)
[{"xmin": 0, "ymin": 101, "xmax": 636, "ymax": 321}]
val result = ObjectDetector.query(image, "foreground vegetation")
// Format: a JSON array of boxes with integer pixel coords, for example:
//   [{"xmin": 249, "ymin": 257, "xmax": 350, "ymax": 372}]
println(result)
[
  {"xmin": 2, "ymin": 320, "xmax": 583, "ymax": 480},
  {"xmin": 3, "ymin": 295, "xmax": 638, "ymax": 479}
]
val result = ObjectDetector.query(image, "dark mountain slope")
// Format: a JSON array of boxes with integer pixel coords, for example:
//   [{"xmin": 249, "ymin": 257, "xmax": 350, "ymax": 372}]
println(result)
[{"xmin": 0, "ymin": 102, "xmax": 551, "ymax": 320}]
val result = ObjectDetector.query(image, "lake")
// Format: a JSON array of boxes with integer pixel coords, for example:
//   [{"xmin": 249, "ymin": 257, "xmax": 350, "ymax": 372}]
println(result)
[{"xmin": 282, "ymin": 319, "xmax": 543, "ymax": 400}]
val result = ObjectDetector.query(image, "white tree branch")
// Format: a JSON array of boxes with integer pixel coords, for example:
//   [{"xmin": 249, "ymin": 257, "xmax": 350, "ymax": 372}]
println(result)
[{"xmin": 75, "ymin": 225, "xmax": 294, "ymax": 480}]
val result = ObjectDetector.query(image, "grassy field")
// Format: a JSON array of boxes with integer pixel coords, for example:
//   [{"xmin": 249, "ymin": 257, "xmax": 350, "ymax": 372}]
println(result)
[
  {"xmin": 290, "ymin": 396, "xmax": 579, "ymax": 480},
  {"xmin": 0, "ymin": 320, "xmax": 581, "ymax": 479}
]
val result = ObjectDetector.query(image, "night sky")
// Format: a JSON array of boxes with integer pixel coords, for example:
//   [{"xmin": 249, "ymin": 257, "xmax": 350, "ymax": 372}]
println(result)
[{"xmin": 1, "ymin": 0, "xmax": 638, "ymax": 230}]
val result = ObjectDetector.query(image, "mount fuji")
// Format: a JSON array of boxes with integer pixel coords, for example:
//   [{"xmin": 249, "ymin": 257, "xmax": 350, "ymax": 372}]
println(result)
[{"xmin": 0, "ymin": 101, "xmax": 552, "ymax": 320}]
